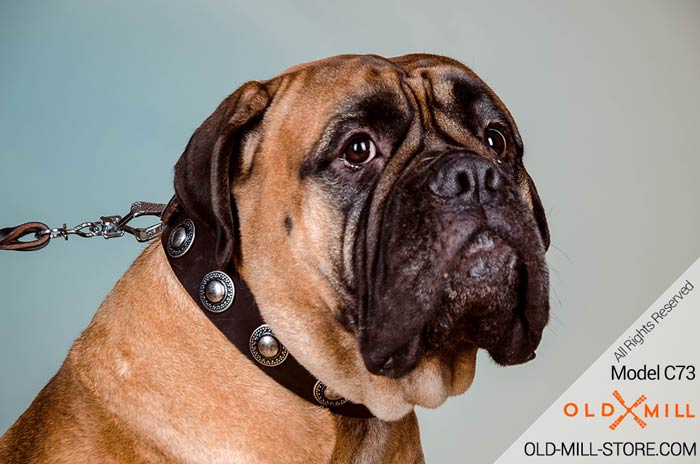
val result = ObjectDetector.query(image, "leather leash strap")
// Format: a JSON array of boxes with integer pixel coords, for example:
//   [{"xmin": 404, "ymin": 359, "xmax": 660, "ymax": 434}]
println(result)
[
  {"xmin": 0, "ymin": 222, "xmax": 51, "ymax": 251},
  {"xmin": 161, "ymin": 201, "xmax": 374, "ymax": 419}
]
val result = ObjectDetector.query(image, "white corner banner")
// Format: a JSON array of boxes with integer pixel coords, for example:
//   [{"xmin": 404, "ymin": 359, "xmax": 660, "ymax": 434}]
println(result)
[{"xmin": 496, "ymin": 257, "xmax": 700, "ymax": 462}]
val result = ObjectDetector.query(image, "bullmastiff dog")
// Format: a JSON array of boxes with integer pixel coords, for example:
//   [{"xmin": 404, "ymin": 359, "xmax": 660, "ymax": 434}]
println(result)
[{"xmin": 0, "ymin": 53, "xmax": 550, "ymax": 463}]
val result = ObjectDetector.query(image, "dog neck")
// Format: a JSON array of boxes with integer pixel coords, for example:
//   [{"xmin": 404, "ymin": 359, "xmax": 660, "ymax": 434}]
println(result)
[
  {"xmin": 62, "ymin": 243, "xmax": 424, "ymax": 462},
  {"xmin": 159, "ymin": 201, "xmax": 373, "ymax": 418}
]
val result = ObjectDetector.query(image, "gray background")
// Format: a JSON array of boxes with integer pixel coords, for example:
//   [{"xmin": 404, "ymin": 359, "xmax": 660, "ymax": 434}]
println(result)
[{"xmin": 1, "ymin": 1, "xmax": 698, "ymax": 462}]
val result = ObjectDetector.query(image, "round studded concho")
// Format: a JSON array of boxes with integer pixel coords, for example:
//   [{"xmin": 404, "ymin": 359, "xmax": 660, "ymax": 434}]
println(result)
[
  {"xmin": 313, "ymin": 380, "xmax": 348, "ymax": 407},
  {"xmin": 166, "ymin": 219, "xmax": 195, "ymax": 258},
  {"xmin": 199, "ymin": 270, "xmax": 235, "ymax": 313},
  {"xmin": 249, "ymin": 324, "xmax": 288, "ymax": 367}
]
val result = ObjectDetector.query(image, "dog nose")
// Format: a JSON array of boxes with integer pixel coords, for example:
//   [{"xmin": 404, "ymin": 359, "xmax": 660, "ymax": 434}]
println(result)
[{"xmin": 428, "ymin": 152, "xmax": 504, "ymax": 203}]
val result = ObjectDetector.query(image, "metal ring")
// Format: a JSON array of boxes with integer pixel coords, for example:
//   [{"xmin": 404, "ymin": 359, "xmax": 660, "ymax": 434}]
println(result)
[
  {"xmin": 249, "ymin": 324, "xmax": 288, "ymax": 367},
  {"xmin": 167, "ymin": 219, "xmax": 195, "ymax": 258},
  {"xmin": 313, "ymin": 380, "xmax": 348, "ymax": 407},
  {"xmin": 198, "ymin": 270, "xmax": 235, "ymax": 313}
]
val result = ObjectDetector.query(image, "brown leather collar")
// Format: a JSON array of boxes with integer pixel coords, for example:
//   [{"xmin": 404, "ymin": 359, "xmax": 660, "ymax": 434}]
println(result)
[{"xmin": 160, "ymin": 198, "xmax": 374, "ymax": 418}]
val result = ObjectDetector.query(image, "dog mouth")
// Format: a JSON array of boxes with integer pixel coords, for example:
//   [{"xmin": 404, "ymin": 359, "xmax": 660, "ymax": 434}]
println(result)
[
  {"xmin": 360, "ymin": 228, "xmax": 548, "ymax": 378},
  {"xmin": 424, "ymin": 232, "xmax": 533, "ymax": 359}
]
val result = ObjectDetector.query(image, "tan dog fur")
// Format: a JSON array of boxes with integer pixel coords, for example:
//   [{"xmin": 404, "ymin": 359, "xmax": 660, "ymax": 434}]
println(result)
[
  {"xmin": 0, "ymin": 54, "xmax": 547, "ymax": 463},
  {"xmin": 0, "ymin": 244, "xmax": 424, "ymax": 463}
]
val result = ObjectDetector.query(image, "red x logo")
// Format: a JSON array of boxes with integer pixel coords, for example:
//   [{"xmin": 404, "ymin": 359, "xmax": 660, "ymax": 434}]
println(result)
[{"xmin": 609, "ymin": 390, "xmax": 647, "ymax": 430}]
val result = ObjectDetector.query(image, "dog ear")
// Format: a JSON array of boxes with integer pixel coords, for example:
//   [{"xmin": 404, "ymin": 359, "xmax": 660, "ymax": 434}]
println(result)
[
  {"xmin": 174, "ymin": 81, "xmax": 273, "ymax": 268},
  {"xmin": 525, "ymin": 172, "xmax": 550, "ymax": 251}
]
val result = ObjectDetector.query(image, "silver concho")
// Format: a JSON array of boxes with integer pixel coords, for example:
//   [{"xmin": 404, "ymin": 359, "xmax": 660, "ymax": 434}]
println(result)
[
  {"xmin": 313, "ymin": 380, "xmax": 348, "ymax": 407},
  {"xmin": 249, "ymin": 324, "xmax": 288, "ymax": 367},
  {"xmin": 167, "ymin": 219, "xmax": 195, "ymax": 258},
  {"xmin": 199, "ymin": 271, "xmax": 235, "ymax": 313}
]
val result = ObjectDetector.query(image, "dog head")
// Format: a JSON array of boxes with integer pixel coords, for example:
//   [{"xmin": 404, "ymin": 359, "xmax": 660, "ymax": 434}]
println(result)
[{"xmin": 174, "ymin": 54, "xmax": 549, "ymax": 420}]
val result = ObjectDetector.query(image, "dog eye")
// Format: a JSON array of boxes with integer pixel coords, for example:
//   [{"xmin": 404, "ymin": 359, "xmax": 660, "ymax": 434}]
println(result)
[
  {"xmin": 485, "ymin": 127, "xmax": 507, "ymax": 157},
  {"xmin": 342, "ymin": 135, "xmax": 377, "ymax": 169}
]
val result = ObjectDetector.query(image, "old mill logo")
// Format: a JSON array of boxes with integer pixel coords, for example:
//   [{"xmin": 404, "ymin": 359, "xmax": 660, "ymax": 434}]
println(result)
[{"xmin": 563, "ymin": 390, "xmax": 695, "ymax": 430}]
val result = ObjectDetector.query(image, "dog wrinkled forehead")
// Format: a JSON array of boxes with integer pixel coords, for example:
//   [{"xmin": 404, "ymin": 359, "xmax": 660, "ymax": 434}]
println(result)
[
  {"xmin": 263, "ymin": 55, "xmax": 495, "ymax": 167},
  {"xmin": 265, "ymin": 55, "xmax": 412, "ymax": 147},
  {"xmin": 280, "ymin": 53, "xmax": 480, "ymax": 85},
  {"xmin": 267, "ymin": 53, "xmax": 521, "ymax": 155},
  {"xmin": 274, "ymin": 53, "xmax": 491, "ymax": 113}
]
